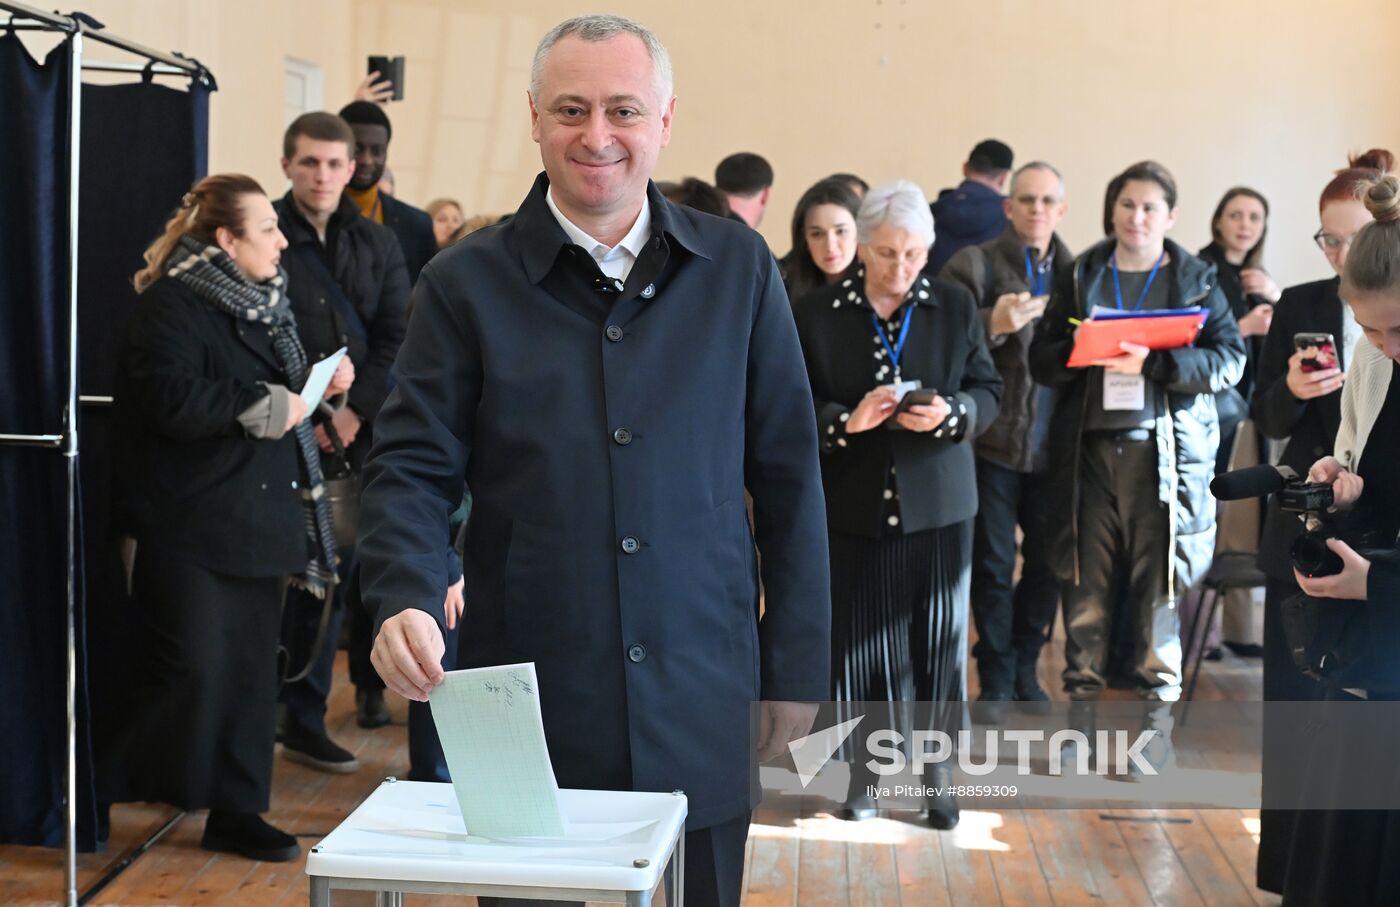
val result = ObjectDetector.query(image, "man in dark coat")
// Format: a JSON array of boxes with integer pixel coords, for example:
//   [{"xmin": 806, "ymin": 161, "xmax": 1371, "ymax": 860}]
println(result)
[
  {"xmin": 940, "ymin": 160, "xmax": 1073, "ymax": 720},
  {"xmin": 926, "ymin": 139, "xmax": 1014, "ymax": 275},
  {"xmin": 358, "ymin": 15, "xmax": 830, "ymax": 907},
  {"xmin": 338, "ymin": 100, "xmax": 438, "ymax": 283},
  {"xmin": 337, "ymin": 100, "xmax": 439, "ymax": 727},
  {"xmin": 273, "ymin": 111, "xmax": 411, "ymax": 774}
]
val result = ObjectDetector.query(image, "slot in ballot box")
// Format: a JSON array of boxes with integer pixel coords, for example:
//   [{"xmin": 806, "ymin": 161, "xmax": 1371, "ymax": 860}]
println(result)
[{"xmin": 306, "ymin": 779, "xmax": 688, "ymax": 907}]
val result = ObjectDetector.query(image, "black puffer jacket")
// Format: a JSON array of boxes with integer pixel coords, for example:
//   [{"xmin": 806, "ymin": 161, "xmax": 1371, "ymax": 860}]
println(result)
[{"xmin": 1028, "ymin": 238, "xmax": 1247, "ymax": 595}]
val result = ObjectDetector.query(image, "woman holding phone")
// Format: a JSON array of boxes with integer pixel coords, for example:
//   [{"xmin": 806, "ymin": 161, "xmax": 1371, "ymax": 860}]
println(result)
[
  {"xmin": 793, "ymin": 181, "xmax": 1002, "ymax": 828},
  {"xmin": 1249, "ymin": 147, "xmax": 1391, "ymax": 896}
]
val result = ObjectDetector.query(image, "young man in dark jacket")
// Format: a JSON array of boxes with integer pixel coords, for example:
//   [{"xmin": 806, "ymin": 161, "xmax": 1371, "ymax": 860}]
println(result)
[
  {"xmin": 926, "ymin": 139, "xmax": 1013, "ymax": 274},
  {"xmin": 272, "ymin": 112, "xmax": 410, "ymax": 773},
  {"xmin": 941, "ymin": 161, "xmax": 1073, "ymax": 721},
  {"xmin": 338, "ymin": 101, "xmax": 438, "ymax": 284}
]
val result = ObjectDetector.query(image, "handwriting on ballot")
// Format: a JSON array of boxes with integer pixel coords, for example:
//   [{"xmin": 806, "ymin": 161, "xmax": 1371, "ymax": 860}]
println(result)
[{"xmin": 430, "ymin": 662, "xmax": 566, "ymax": 838}]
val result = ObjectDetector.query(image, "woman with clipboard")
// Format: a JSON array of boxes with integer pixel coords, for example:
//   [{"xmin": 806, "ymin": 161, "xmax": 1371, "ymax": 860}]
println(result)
[{"xmin": 1028, "ymin": 161, "xmax": 1245, "ymax": 770}]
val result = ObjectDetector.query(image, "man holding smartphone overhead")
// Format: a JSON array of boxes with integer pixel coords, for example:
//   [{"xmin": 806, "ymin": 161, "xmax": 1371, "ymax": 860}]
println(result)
[{"xmin": 940, "ymin": 161, "xmax": 1074, "ymax": 721}]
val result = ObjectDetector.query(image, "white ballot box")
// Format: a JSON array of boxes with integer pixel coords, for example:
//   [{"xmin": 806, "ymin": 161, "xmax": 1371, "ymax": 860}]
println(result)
[{"xmin": 306, "ymin": 778, "xmax": 688, "ymax": 907}]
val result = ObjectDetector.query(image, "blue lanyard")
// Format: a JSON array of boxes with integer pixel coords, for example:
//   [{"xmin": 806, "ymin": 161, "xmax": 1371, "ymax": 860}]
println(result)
[
  {"xmin": 1110, "ymin": 251, "xmax": 1165, "ymax": 312},
  {"xmin": 1024, "ymin": 248, "xmax": 1049, "ymax": 296},
  {"xmin": 870, "ymin": 306, "xmax": 915, "ymax": 374}
]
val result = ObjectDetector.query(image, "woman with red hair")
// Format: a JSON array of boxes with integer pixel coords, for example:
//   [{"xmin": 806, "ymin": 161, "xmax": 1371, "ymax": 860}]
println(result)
[{"xmin": 1250, "ymin": 147, "xmax": 1393, "ymax": 896}]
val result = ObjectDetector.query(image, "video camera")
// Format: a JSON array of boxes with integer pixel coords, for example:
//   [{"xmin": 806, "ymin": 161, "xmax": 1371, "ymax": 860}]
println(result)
[{"xmin": 1210, "ymin": 464, "xmax": 1340, "ymax": 576}]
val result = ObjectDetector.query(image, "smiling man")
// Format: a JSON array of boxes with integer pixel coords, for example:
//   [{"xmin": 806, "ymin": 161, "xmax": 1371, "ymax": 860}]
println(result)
[{"xmin": 356, "ymin": 15, "xmax": 830, "ymax": 906}]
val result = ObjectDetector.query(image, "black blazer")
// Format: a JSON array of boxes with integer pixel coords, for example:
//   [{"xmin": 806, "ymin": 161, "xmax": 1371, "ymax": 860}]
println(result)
[
  {"xmin": 381, "ymin": 192, "xmax": 438, "ymax": 285},
  {"xmin": 793, "ymin": 274, "xmax": 1002, "ymax": 537},
  {"xmin": 114, "ymin": 276, "xmax": 308, "ymax": 577},
  {"xmin": 1251, "ymin": 277, "xmax": 1346, "ymax": 580}
]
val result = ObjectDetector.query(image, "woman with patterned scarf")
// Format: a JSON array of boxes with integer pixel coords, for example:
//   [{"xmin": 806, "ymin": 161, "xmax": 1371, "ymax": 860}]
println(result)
[{"xmin": 96, "ymin": 174, "xmax": 353, "ymax": 862}]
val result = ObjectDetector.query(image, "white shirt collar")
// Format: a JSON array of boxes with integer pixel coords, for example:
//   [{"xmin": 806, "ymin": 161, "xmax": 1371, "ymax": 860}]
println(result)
[{"xmin": 545, "ymin": 188, "xmax": 652, "ymax": 280}]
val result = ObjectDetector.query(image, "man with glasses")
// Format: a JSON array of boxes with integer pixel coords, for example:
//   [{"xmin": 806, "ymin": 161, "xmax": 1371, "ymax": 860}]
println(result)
[{"xmin": 941, "ymin": 161, "xmax": 1074, "ymax": 722}]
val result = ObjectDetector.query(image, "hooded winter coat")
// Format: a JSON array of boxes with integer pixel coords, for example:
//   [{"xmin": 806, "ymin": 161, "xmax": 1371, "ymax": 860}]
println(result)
[{"xmin": 1028, "ymin": 238, "xmax": 1247, "ymax": 597}]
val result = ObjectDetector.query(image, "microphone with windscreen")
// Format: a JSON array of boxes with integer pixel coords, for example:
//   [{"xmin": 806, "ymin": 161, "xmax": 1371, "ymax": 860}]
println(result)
[
  {"xmin": 1211, "ymin": 464, "xmax": 1340, "ymax": 576},
  {"xmin": 1210, "ymin": 464, "xmax": 1293, "ymax": 500}
]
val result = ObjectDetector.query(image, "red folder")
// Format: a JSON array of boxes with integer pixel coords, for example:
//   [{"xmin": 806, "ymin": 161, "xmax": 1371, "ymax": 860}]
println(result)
[{"xmin": 1066, "ymin": 313, "xmax": 1207, "ymax": 368}]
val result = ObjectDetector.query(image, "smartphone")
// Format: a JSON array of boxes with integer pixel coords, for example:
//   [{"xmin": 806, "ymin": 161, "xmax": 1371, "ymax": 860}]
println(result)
[
  {"xmin": 886, "ymin": 388, "xmax": 941, "ymax": 430},
  {"xmin": 368, "ymin": 55, "xmax": 405, "ymax": 101},
  {"xmin": 1294, "ymin": 332, "xmax": 1337, "ymax": 373},
  {"xmin": 894, "ymin": 389, "xmax": 940, "ymax": 414}
]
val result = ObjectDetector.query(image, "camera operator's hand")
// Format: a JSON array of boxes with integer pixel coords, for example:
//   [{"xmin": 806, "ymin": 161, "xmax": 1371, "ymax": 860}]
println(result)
[
  {"xmin": 1286, "ymin": 350, "xmax": 1345, "ymax": 400},
  {"xmin": 1308, "ymin": 456, "xmax": 1364, "ymax": 510},
  {"xmin": 1294, "ymin": 539, "xmax": 1371, "ymax": 601}
]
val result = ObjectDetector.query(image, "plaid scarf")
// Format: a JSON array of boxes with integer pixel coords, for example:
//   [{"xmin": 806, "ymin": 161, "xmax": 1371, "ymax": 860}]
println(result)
[{"xmin": 167, "ymin": 236, "xmax": 339, "ymax": 596}]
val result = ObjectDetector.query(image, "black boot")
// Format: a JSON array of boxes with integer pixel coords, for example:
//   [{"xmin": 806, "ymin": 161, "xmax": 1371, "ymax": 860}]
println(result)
[
  {"xmin": 923, "ymin": 762, "xmax": 959, "ymax": 830},
  {"xmin": 1014, "ymin": 667, "xmax": 1052, "ymax": 715},
  {"xmin": 1058, "ymin": 699, "xmax": 1098, "ymax": 772},
  {"xmin": 201, "ymin": 810, "xmax": 300, "ymax": 862},
  {"xmin": 970, "ymin": 689, "xmax": 1012, "ymax": 725},
  {"xmin": 356, "ymin": 687, "xmax": 391, "ymax": 729},
  {"xmin": 838, "ymin": 762, "xmax": 879, "ymax": 821}
]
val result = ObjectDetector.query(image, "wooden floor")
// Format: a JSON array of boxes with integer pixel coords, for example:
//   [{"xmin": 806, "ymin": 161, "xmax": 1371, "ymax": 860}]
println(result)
[{"xmin": 2, "ymin": 620, "xmax": 1280, "ymax": 907}]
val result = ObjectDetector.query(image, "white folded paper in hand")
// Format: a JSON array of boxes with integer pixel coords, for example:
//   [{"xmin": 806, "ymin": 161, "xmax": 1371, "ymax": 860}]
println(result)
[
  {"xmin": 299, "ymin": 346, "xmax": 348, "ymax": 409},
  {"xmin": 429, "ymin": 662, "xmax": 567, "ymax": 838}
]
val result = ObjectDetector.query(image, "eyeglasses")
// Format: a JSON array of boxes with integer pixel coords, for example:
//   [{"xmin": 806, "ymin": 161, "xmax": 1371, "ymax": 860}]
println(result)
[
  {"xmin": 870, "ymin": 246, "xmax": 928, "ymax": 268},
  {"xmin": 1314, "ymin": 230, "xmax": 1357, "ymax": 252}
]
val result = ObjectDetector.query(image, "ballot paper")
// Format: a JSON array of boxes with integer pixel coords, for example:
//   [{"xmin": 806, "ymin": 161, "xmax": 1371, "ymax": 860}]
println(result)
[
  {"xmin": 299, "ymin": 346, "xmax": 348, "ymax": 408},
  {"xmin": 429, "ymin": 662, "xmax": 566, "ymax": 838}
]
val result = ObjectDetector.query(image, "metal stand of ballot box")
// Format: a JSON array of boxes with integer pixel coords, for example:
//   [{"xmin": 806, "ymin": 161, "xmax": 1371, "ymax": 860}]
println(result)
[{"xmin": 307, "ymin": 778, "xmax": 687, "ymax": 907}]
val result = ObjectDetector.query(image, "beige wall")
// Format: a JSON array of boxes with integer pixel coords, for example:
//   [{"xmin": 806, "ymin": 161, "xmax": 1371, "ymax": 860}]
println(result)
[
  {"xmin": 16, "ymin": 0, "xmax": 353, "ymax": 203},
  {"xmin": 349, "ymin": 0, "xmax": 1400, "ymax": 288},
  {"xmin": 21, "ymin": 0, "xmax": 1400, "ymax": 288}
]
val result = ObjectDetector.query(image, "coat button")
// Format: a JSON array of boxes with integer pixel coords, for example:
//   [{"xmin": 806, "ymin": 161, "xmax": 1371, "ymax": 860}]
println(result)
[
  {"xmin": 291, "ymin": 480, "xmax": 298, "ymax": 489},
  {"xmin": 613, "ymin": 428, "xmax": 632, "ymax": 445},
  {"xmin": 628, "ymin": 644, "xmax": 647, "ymax": 663},
  {"xmin": 606, "ymin": 324, "xmax": 624, "ymax": 342},
  {"xmin": 620, "ymin": 536, "xmax": 640, "ymax": 554},
  {"xmin": 260, "ymin": 482, "xmax": 267, "ymax": 490},
  {"xmin": 640, "ymin": 283, "xmax": 656, "ymax": 299}
]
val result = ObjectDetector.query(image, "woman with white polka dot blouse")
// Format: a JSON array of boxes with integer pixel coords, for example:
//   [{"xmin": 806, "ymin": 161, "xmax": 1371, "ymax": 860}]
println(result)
[{"xmin": 792, "ymin": 180, "xmax": 1003, "ymax": 830}]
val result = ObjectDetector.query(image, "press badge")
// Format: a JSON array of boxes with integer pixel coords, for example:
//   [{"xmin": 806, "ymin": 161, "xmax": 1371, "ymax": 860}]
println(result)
[{"xmin": 1103, "ymin": 373, "xmax": 1145, "ymax": 410}]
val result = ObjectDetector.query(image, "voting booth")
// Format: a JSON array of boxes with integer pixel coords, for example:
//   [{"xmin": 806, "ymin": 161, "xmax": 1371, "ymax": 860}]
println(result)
[{"xmin": 305, "ymin": 778, "xmax": 688, "ymax": 906}]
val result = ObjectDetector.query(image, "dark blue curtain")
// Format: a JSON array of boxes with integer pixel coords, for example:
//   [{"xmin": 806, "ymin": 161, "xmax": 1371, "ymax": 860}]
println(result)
[
  {"xmin": 0, "ymin": 33, "xmax": 76, "ymax": 847},
  {"xmin": 0, "ymin": 32, "xmax": 210, "ymax": 847},
  {"xmin": 77, "ymin": 77, "xmax": 211, "ymax": 851}
]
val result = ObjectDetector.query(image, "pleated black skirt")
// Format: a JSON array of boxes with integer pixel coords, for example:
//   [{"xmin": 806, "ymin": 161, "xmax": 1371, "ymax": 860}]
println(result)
[
  {"xmin": 96, "ymin": 545, "xmax": 283, "ymax": 812},
  {"xmin": 829, "ymin": 520, "xmax": 971, "ymax": 712}
]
